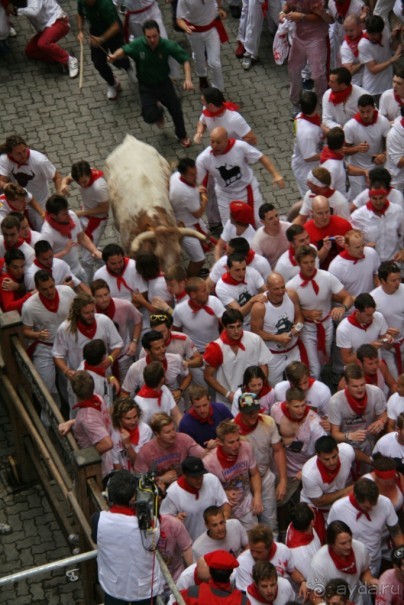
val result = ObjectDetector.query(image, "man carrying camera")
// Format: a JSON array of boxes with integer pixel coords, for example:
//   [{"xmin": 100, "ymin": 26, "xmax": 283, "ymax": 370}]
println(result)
[{"xmin": 91, "ymin": 470, "xmax": 163, "ymax": 605}]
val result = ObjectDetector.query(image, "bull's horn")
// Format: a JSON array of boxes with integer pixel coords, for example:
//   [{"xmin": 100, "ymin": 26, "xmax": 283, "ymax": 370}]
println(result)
[
  {"xmin": 178, "ymin": 227, "xmax": 207, "ymax": 241},
  {"xmin": 131, "ymin": 230, "xmax": 157, "ymax": 252}
]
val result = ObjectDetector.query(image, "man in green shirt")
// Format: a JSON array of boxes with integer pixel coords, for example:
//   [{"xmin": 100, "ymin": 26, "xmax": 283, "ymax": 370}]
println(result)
[
  {"xmin": 109, "ymin": 19, "xmax": 193, "ymax": 148},
  {"xmin": 77, "ymin": 0, "xmax": 136, "ymax": 100}
]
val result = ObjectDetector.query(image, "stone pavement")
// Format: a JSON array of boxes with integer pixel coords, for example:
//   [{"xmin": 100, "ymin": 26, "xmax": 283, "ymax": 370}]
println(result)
[{"xmin": 0, "ymin": 3, "xmax": 301, "ymax": 603}]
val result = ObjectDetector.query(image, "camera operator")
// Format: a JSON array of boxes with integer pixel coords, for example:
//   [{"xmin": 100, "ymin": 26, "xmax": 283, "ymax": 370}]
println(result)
[{"xmin": 91, "ymin": 470, "xmax": 163, "ymax": 605}]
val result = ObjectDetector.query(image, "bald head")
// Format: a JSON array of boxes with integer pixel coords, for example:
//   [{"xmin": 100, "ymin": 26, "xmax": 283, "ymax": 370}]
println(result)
[
  {"xmin": 210, "ymin": 127, "xmax": 230, "ymax": 155},
  {"xmin": 343, "ymin": 14, "xmax": 362, "ymax": 38},
  {"xmin": 312, "ymin": 196, "xmax": 330, "ymax": 213},
  {"xmin": 312, "ymin": 196, "xmax": 331, "ymax": 227},
  {"xmin": 266, "ymin": 272, "xmax": 286, "ymax": 303}
]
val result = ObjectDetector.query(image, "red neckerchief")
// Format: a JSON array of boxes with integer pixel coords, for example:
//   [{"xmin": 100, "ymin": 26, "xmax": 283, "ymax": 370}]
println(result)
[
  {"xmin": 328, "ymin": 545, "xmax": 357, "ymax": 574},
  {"xmin": 24, "ymin": 231, "xmax": 31, "ymax": 245},
  {"xmin": 96, "ymin": 298, "xmax": 116, "ymax": 320},
  {"xmin": 245, "ymin": 249, "xmax": 255, "ymax": 264},
  {"xmin": 176, "ymin": 289, "xmax": 188, "ymax": 301},
  {"xmin": 401, "ymin": 118, "xmax": 404, "ymax": 128},
  {"xmin": 363, "ymin": 31, "xmax": 383, "ymax": 46},
  {"xmin": 188, "ymin": 404, "xmax": 214, "ymax": 425},
  {"xmin": 216, "ymin": 445, "xmax": 238, "ymax": 469},
  {"xmin": 177, "ymin": 476, "xmax": 201, "ymax": 499},
  {"xmin": 258, "ymin": 383, "xmax": 272, "ymax": 397},
  {"xmin": 188, "ymin": 299, "xmax": 215, "ymax": 316},
  {"xmin": 321, "ymin": 187, "xmax": 336, "ymax": 199},
  {"xmin": 221, "ymin": 271, "xmax": 246, "ymax": 286},
  {"xmin": 234, "ymin": 412, "xmax": 263, "ymax": 435},
  {"xmin": 77, "ymin": 318, "xmax": 97, "ymax": 339},
  {"xmin": 307, "ymin": 377, "xmax": 316, "ymax": 389},
  {"xmin": 7, "ymin": 148, "xmax": 30, "ymax": 167},
  {"xmin": 394, "ymin": 91, "xmax": 404, "ymax": 107},
  {"xmin": 128, "ymin": 426, "xmax": 140, "ymax": 446},
  {"xmin": 268, "ymin": 542, "xmax": 277, "ymax": 560},
  {"xmin": 316, "ymin": 457, "xmax": 342, "ymax": 483},
  {"xmin": 344, "ymin": 387, "xmax": 368, "ymax": 415},
  {"xmin": 320, "ymin": 147, "xmax": 344, "ymax": 163},
  {"xmin": 329, "ymin": 84, "xmax": 352, "ymax": 105},
  {"xmin": 365, "ymin": 371, "xmax": 378, "ymax": 386},
  {"xmin": 211, "ymin": 138, "xmax": 236, "ymax": 156},
  {"xmin": 366, "ymin": 199, "xmax": 390, "ymax": 216},
  {"xmin": 286, "ymin": 524, "xmax": 315, "ymax": 547},
  {"xmin": 281, "ymin": 401, "xmax": 309, "ymax": 423},
  {"xmin": 344, "ymin": 32, "xmax": 364, "ymax": 57},
  {"xmin": 4, "ymin": 237, "xmax": 24, "ymax": 250},
  {"xmin": 202, "ymin": 101, "xmax": 240, "ymax": 118},
  {"xmin": 349, "ymin": 492, "xmax": 371, "ymax": 521},
  {"xmin": 179, "ymin": 175, "xmax": 195, "ymax": 188},
  {"xmin": 38, "ymin": 289, "xmax": 60, "ymax": 313},
  {"xmin": 247, "ymin": 582, "xmax": 278, "ymax": 604},
  {"xmin": 34, "ymin": 258, "xmax": 52, "ymax": 278},
  {"xmin": 84, "ymin": 361, "xmax": 106, "ymax": 378},
  {"xmin": 297, "ymin": 113, "xmax": 321, "ymax": 126},
  {"xmin": 347, "ymin": 311, "xmax": 371, "ymax": 331},
  {"xmin": 110, "ymin": 504, "xmax": 136, "ymax": 516},
  {"xmin": 72, "ymin": 393, "xmax": 102, "ymax": 410},
  {"xmin": 165, "ymin": 333, "xmax": 187, "ymax": 346},
  {"xmin": 45, "ymin": 213, "xmax": 75, "ymax": 239},
  {"xmin": 353, "ymin": 109, "xmax": 379, "ymax": 126},
  {"xmin": 84, "ymin": 168, "xmax": 104, "ymax": 188},
  {"xmin": 145, "ymin": 354, "xmax": 168, "ymax": 372},
  {"xmin": 339, "ymin": 250, "xmax": 364, "ymax": 263},
  {"xmin": 7, "ymin": 198, "xmax": 27, "ymax": 213},
  {"xmin": 137, "ymin": 384, "xmax": 162, "ymax": 406},
  {"xmin": 299, "ymin": 269, "xmax": 319, "ymax": 295},
  {"xmin": 288, "ymin": 247, "xmax": 297, "ymax": 266},
  {"xmin": 335, "ymin": 0, "xmax": 351, "ymax": 18},
  {"xmin": 220, "ymin": 330, "xmax": 245, "ymax": 350},
  {"xmin": 106, "ymin": 257, "xmax": 133, "ymax": 292}
]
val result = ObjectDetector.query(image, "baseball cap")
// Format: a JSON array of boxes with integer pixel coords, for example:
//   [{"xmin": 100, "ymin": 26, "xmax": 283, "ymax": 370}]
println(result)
[
  {"xmin": 181, "ymin": 456, "xmax": 207, "ymax": 477},
  {"xmin": 238, "ymin": 392, "xmax": 260, "ymax": 413}
]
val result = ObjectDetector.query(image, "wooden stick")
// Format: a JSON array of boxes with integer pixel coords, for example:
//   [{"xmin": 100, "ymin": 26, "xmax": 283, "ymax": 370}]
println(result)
[{"xmin": 79, "ymin": 39, "xmax": 84, "ymax": 90}]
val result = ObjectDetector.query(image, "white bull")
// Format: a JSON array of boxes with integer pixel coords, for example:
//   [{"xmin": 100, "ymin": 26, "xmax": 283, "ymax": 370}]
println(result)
[{"xmin": 105, "ymin": 135, "xmax": 205, "ymax": 269}]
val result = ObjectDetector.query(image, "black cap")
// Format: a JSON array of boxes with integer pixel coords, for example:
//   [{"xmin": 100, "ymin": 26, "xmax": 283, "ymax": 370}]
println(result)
[
  {"xmin": 238, "ymin": 392, "xmax": 260, "ymax": 413},
  {"xmin": 181, "ymin": 456, "xmax": 207, "ymax": 477}
]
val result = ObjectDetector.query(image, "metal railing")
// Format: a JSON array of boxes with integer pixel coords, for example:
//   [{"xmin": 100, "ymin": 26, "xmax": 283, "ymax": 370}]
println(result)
[{"xmin": 0, "ymin": 310, "xmax": 185, "ymax": 605}]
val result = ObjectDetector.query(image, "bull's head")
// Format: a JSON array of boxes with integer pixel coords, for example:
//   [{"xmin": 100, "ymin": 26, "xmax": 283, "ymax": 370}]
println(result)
[
  {"xmin": 131, "ymin": 225, "xmax": 206, "ymax": 270},
  {"xmin": 11, "ymin": 169, "xmax": 35, "ymax": 188}
]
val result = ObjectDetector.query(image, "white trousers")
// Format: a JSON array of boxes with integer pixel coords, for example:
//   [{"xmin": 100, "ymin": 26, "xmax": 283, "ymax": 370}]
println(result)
[
  {"xmin": 267, "ymin": 345, "xmax": 301, "ymax": 387},
  {"xmin": 188, "ymin": 29, "xmax": 224, "ymax": 91},
  {"xmin": 300, "ymin": 319, "xmax": 334, "ymax": 379}
]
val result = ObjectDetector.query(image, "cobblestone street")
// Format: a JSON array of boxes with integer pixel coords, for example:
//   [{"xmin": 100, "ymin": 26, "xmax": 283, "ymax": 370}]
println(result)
[{"xmin": 0, "ymin": 2, "xmax": 300, "ymax": 602}]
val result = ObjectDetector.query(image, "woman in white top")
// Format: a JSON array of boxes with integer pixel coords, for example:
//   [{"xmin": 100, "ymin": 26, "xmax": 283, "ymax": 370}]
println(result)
[{"xmin": 232, "ymin": 365, "xmax": 276, "ymax": 416}]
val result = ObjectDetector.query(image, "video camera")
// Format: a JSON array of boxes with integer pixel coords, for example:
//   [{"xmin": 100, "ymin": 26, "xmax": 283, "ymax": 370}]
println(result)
[{"xmin": 134, "ymin": 472, "xmax": 159, "ymax": 531}]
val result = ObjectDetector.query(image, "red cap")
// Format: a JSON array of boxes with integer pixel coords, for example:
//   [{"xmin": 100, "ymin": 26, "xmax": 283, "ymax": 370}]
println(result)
[
  {"xmin": 204, "ymin": 550, "xmax": 239, "ymax": 570},
  {"xmin": 230, "ymin": 201, "xmax": 254, "ymax": 225}
]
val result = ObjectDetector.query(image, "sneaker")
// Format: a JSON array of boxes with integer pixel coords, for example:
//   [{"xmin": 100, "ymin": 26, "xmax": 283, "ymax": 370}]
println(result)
[
  {"xmin": 0, "ymin": 523, "xmax": 12, "ymax": 534},
  {"xmin": 235, "ymin": 42, "xmax": 245, "ymax": 59},
  {"xmin": 8, "ymin": 26, "xmax": 17, "ymax": 37},
  {"xmin": 126, "ymin": 64, "xmax": 137, "ymax": 84},
  {"xmin": 107, "ymin": 81, "xmax": 121, "ymax": 100},
  {"xmin": 68, "ymin": 55, "xmax": 79, "ymax": 78},
  {"xmin": 241, "ymin": 55, "xmax": 257, "ymax": 70}
]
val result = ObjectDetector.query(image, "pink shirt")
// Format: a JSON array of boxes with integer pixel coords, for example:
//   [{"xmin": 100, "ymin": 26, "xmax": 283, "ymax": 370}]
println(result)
[
  {"xmin": 134, "ymin": 433, "xmax": 205, "ymax": 477},
  {"xmin": 159, "ymin": 514, "xmax": 193, "ymax": 582},
  {"xmin": 376, "ymin": 568, "xmax": 404, "ymax": 605},
  {"xmin": 74, "ymin": 398, "xmax": 113, "ymax": 477},
  {"xmin": 204, "ymin": 441, "xmax": 257, "ymax": 518}
]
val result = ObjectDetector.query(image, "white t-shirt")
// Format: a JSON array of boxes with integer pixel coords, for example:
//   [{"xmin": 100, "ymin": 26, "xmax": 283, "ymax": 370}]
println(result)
[
  {"xmin": 192, "ymin": 518, "xmax": 248, "ymax": 561},
  {"xmin": 172, "ymin": 296, "xmax": 225, "ymax": 352},
  {"xmin": 199, "ymin": 108, "xmax": 251, "ymax": 139},
  {"xmin": 169, "ymin": 171, "xmax": 207, "ymax": 230},
  {"xmin": 21, "ymin": 285, "xmax": 76, "ymax": 342},
  {"xmin": 122, "ymin": 353, "xmax": 189, "ymax": 395},
  {"xmin": 220, "ymin": 220, "xmax": 256, "ymax": 245},
  {"xmin": 373, "ymin": 431, "xmax": 404, "ymax": 459},
  {"xmin": 235, "ymin": 543, "xmax": 295, "ymax": 591},
  {"xmin": 216, "ymin": 266, "xmax": 264, "ymax": 329},
  {"xmin": 93, "ymin": 260, "xmax": 147, "ymax": 301},
  {"xmin": 328, "ymin": 494, "xmax": 398, "ymax": 573},
  {"xmin": 340, "ymin": 39, "xmax": 363, "ymax": 87},
  {"xmin": 0, "ymin": 238, "xmax": 34, "ymax": 266},
  {"xmin": 352, "ymin": 187, "xmax": 403, "ymax": 210},
  {"xmin": 386, "ymin": 393, "xmax": 404, "ymax": 422},
  {"xmin": 160, "ymin": 472, "xmax": 229, "ymax": 541},
  {"xmin": 0, "ymin": 149, "xmax": 56, "ymax": 206},
  {"xmin": 291, "ymin": 114, "xmax": 322, "ymax": 187},
  {"xmin": 300, "ymin": 443, "xmax": 355, "ymax": 512},
  {"xmin": 351, "ymin": 202, "xmax": 404, "ymax": 261},
  {"xmin": 300, "ymin": 189, "xmax": 350, "ymax": 219},
  {"xmin": 386, "ymin": 118, "xmax": 404, "ymax": 188},
  {"xmin": 322, "ymin": 84, "xmax": 368, "ymax": 129},
  {"xmin": 370, "ymin": 285, "xmax": 404, "ymax": 339},
  {"xmin": 274, "ymin": 379, "xmax": 331, "ymax": 418},
  {"xmin": 379, "ymin": 89, "xmax": 403, "ymax": 122},
  {"xmin": 40, "ymin": 210, "xmax": 84, "ymax": 275},
  {"xmin": 358, "ymin": 28, "xmax": 394, "ymax": 95},
  {"xmin": 247, "ymin": 577, "xmax": 296, "ymax": 605},
  {"xmin": 251, "ymin": 222, "xmax": 291, "ymax": 268},
  {"xmin": 209, "ymin": 253, "xmax": 271, "ymax": 285},
  {"xmin": 344, "ymin": 113, "xmax": 391, "ymax": 169},
  {"xmin": 328, "ymin": 247, "xmax": 380, "ymax": 295},
  {"xmin": 307, "ymin": 540, "xmax": 369, "ymax": 605},
  {"xmin": 135, "ymin": 385, "xmax": 176, "ymax": 425},
  {"xmin": 286, "ymin": 269, "xmax": 344, "ymax": 319},
  {"xmin": 336, "ymin": 310, "xmax": 388, "ymax": 352},
  {"xmin": 25, "ymin": 257, "xmax": 80, "ymax": 290}
]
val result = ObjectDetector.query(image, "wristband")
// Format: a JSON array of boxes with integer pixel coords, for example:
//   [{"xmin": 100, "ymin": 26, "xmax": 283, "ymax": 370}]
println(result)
[
  {"xmin": 225, "ymin": 390, "xmax": 231, "ymax": 399},
  {"xmin": 132, "ymin": 338, "xmax": 138, "ymax": 343},
  {"xmin": 345, "ymin": 432, "xmax": 351, "ymax": 441},
  {"xmin": 108, "ymin": 355, "xmax": 114, "ymax": 363}
]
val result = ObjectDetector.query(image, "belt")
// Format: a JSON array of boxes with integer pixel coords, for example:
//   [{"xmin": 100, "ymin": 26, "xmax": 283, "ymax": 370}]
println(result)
[
  {"xmin": 269, "ymin": 341, "xmax": 298, "ymax": 354},
  {"xmin": 306, "ymin": 314, "xmax": 330, "ymax": 357}
]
